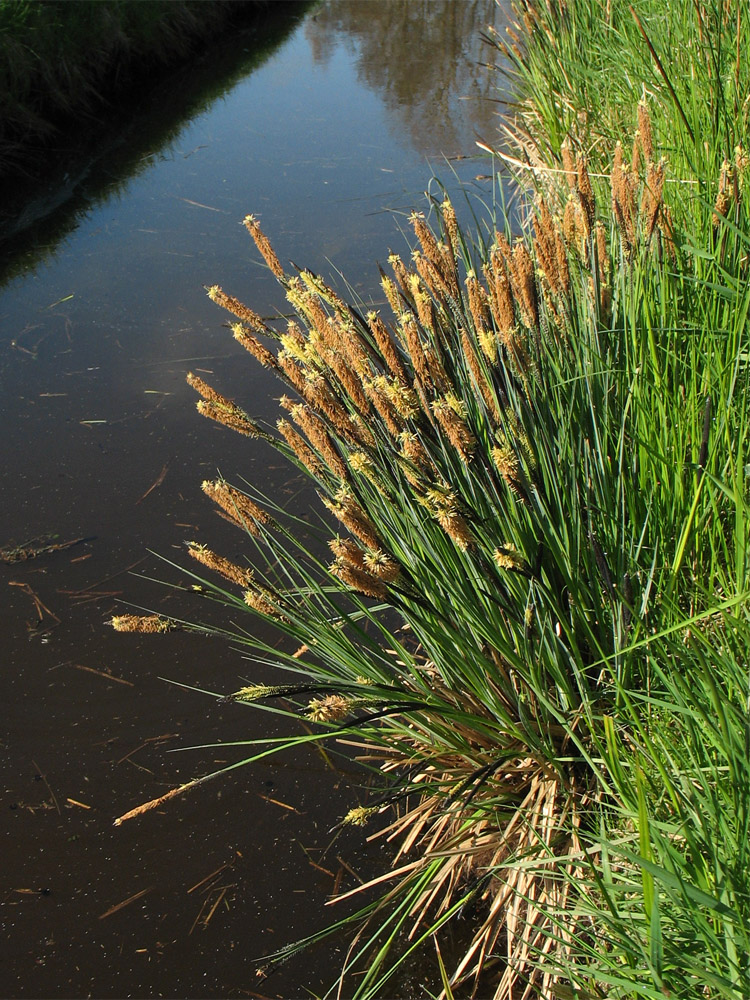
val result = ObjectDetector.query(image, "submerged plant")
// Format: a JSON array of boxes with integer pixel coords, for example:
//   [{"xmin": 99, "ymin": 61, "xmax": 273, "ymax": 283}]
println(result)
[{"xmin": 112, "ymin": 3, "xmax": 750, "ymax": 997}]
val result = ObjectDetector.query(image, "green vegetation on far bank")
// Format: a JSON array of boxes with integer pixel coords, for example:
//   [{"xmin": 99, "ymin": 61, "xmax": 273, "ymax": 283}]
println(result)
[
  {"xmin": 112, "ymin": 1, "xmax": 750, "ymax": 997},
  {"xmin": 0, "ymin": 0, "xmax": 270, "ymax": 177}
]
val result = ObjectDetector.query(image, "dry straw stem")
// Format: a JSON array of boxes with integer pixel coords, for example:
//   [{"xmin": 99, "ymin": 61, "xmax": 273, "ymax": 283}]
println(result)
[{"xmin": 340, "ymin": 752, "xmax": 582, "ymax": 1000}]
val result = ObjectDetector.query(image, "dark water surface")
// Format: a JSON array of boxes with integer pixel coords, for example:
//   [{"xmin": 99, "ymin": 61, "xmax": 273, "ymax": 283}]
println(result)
[{"xmin": 1, "ymin": 3, "xmax": 512, "ymax": 997}]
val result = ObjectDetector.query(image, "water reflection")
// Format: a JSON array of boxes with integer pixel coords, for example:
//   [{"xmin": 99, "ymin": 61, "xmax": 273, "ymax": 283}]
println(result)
[
  {"xmin": 307, "ymin": 0, "xmax": 510, "ymax": 156},
  {"xmin": 0, "ymin": 2, "xmax": 313, "ymax": 283}
]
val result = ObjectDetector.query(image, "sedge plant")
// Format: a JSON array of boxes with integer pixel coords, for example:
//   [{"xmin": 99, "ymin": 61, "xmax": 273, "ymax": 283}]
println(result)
[{"xmin": 112, "ymin": 2, "xmax": 750, "ymax": 996}]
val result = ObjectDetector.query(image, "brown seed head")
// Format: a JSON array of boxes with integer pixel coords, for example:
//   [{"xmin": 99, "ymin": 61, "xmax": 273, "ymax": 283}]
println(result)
[
  {"xmin": 441, "ymin": 198, "xmax": 461, "ymax": 263},
  {"xmin": 493, "ymin": 544, "xmax": 525, "ymax": 571},
  {"xmin": 329, "ymin": 536, "xmax": 366, "ymax": 568},
  {"xmin": 186, "ymin": 371, "xmax": 223, "ymax": 404},
  {"xmin": 231, "ymin": 323, "xmax": 279, "ymax": 369},
  {"xmin": 510, "ymin": 243, "xmax": 539, "ymax": 330},
  {"xmin": 461, "ymin": 329, "xmax": 500, "ymax": 422},
  {"xmin": 413, "ymin": 249, "xmax": 453, "ymax": 306},
  {"xmin": 432, "ymin": 395, "xmax": 475, "ymax": 461},
  {"xmin": 187, "ymin": 542, "xmax": 255, "ymax": 588},
  {"xmin": 306, "ymin": 694, "xmax": 356, "ymax": 723},
  {"xmin": 202, "ymin": 480, "xmax": 272, "ymax": 534},
  {"xmin": 362, "ymin": 378, "xmax": 404, "ymax": 437},
  {"xmin": 381, "ymin": 274, "xmax": 403, "ymax": 318},
  {"xmin": 465, "ymin": 271, "xmax": 490, "ymax": 333},
  {"xmin": 243, "ymin": 588, "xmax": 283, "ymax": 618},
  {"xmin": 713, "ymin": 159, "xmax": 735, "ymax": 226},
  {"xmin": 196, "ymin": 399, "xmax": 266, "ymax": 438},
  {"xmin": 111, "ymin": 614, "xmax": 173, "ymax": 633},
  {"xmin": 205, "ymin": 286, "xmax": 267, "ymax": 330},
  {"xmin": 342, "ymin": 805, "xmax": 379, "ymax": 826},
  {"xmin": 410, "ymin": 211, "xmax": 442, "ymax": 271},
  {"xmin": 277, "ymin": 418, "xmax": 324, "ymax": 476},
  {"xmin": 560, "ymin": 139, "xmax": 577, "ymax": 191},
  {"xmin": 291, "ymin": 404, "xmax": 349, "ymax": 480},
  {"xmin": 399, "ymin": 432, "xmax": 432, "ymax": 483},
  {"xmin": 367, "ymin": 311, "xmax": 408, "ymax": 382},
  {"xmin": 487, "ymin": 251, "xmax": 516, "ymax": 341},
  {"xmin": 363, "ymin": 548, "xmax": 400, "ymax": 582},
  {"xmin": 329, "ymin": 558, "xmax": 387, "ymax": 599},
  {"xmin": 374, "ymin": 375, "xmax": 420, "ymax": 421},
  {"xmin": 658, "ymin": 203, "xmax": 677, "ymax": 260},
  {"xmin": 637, "ymin": 99, "xmax": 654, "ymax": 162},
  {"xmin": 243, "ymin": 215, "xmax": 285, "ymax": 280},
  {"xmin": 407, "ymin": 273, "xmax": 436, "ymax": 333},
  {"xmin": 322, "ymin": 489, "xmax": 380, "ymax": 550},
  {"xmin": 641, "ymin": 158, "xmax": 667, "ymax": 242}
]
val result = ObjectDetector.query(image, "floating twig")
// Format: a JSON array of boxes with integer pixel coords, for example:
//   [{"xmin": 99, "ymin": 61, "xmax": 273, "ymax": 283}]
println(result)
[
  {"xmin": 8, "ymin": 581, "xmax": 60, "ymax": 623},
  {"xmin": 31, "ymin": 760, "xmax": 61, "ymax": 815},
  {"xmin": 136, "ymin": 465, "xmax": 168, "ymax": 504},
  {"xmin": 98, "ymin": 886, "xmax": 153, "ymax": 920},
  {"xmin": 1, "ymin": 535, "xmax": 86, "ymax": 564},
  {"xmin": 71, "ymin": 663, "xmax": 134, "ymax": 687}
]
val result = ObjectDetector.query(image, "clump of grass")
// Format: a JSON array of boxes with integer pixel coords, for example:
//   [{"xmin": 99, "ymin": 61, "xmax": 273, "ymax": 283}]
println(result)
[{"xmin": 112, "ymin": 3, "xmax": 750, "ymax": 997}]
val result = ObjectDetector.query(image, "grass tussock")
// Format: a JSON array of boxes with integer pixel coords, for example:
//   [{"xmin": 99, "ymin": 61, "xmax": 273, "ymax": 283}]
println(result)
[{"xmin": 113, "ymin": 2, "xmax": 750, "ymax": 997}]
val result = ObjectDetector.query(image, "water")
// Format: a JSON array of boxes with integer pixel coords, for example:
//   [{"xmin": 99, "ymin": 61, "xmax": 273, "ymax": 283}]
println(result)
[{"xmin": 0, "ymin": 3, "xmax": 513, "ymax": 996}]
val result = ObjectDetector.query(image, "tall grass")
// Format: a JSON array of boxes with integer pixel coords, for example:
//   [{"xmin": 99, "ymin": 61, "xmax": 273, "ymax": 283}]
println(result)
[{"xmin": 113, "ymin": 2, "xmax": 750, "ymax": 996}]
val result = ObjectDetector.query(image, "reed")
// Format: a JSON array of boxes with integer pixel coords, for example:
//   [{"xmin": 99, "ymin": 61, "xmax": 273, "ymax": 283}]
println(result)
[{"xmin": 112, "ymin": 3, "xmax": 750, "ymax": 997}]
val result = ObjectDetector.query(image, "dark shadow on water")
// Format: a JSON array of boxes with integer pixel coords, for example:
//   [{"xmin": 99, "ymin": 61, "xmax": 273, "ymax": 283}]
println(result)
[{"xmin": 0, "ymin": 1, "xmax": 313, "ymax": 286}]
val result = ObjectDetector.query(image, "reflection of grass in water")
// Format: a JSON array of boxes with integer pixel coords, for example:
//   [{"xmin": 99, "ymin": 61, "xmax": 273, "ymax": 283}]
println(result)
[
  {"xmin": 113, "ymin": 4, "xmax": 750, "ymax": 998},
  {"xmin": 1, "ymin": 1, "xmax": 259, "ymax": 166},
  {"xmin": 0, "ymin": 1, "xmax": 311, "ymax": 283}
]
